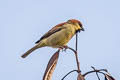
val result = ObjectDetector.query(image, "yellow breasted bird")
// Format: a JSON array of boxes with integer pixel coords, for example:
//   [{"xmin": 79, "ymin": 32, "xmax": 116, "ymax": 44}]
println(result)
[{"xmin": 21, "ymin": 19, "xmax": 84, "ymax": 58}]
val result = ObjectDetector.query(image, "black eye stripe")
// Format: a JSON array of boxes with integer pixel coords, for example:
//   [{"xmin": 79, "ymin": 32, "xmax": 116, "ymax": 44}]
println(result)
[{"xmin": 79, "ymin": 22, "xmax": 82, "ymax": 27}]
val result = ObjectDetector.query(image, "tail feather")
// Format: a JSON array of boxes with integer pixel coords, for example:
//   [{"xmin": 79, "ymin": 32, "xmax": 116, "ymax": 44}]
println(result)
[{"xmin": 21, "ymin": 45, "xmax": 38, "ymax": 58}]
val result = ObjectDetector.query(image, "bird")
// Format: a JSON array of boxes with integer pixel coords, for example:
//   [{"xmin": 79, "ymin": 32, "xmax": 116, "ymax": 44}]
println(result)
[{"xmin": 21, "ymin": 19, "xmax": 84, "ymax": 58}]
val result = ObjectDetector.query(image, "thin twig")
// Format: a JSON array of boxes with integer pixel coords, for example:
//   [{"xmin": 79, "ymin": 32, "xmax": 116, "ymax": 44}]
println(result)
[
  {"xmin": 76, "ymin": 32, "xmax": 78, "ymax": 52},
  {"xmin": 61, "ymin": 70, "xmax": 78, "ymax": 80},
  {"xmin": 75, "ymin": 33, "xmax": 80, "ymax": 72},
  {"xmin": 76, "ymin": 33, "xmax": 80, "ymax": 72},
  {"xmin": 75, "ymin": 50, "xmax": 80, "ymax": 72}
]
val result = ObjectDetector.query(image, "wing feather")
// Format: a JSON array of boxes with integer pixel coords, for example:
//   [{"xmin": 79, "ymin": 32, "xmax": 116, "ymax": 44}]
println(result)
[{"xmin": 35, "ymin": 22, "xmax": 66, "ymax": 44}]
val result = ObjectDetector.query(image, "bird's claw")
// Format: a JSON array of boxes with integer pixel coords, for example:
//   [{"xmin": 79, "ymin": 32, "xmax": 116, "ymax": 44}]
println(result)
[{"xmin": 59, "ymin": 46, "xmax": 68, "ymax": 52}]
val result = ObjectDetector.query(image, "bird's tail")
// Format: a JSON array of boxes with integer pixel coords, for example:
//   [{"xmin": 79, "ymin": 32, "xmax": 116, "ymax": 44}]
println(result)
[
  {"xmin": 21, "ymin": 45, "xmax": 39, "ymax": 58},
  {"xmin": 21, "ymin": 39, "xmax": 47, "ymax": 58}
]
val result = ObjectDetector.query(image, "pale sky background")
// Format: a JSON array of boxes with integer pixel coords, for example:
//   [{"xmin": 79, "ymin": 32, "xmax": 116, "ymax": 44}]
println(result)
[{"xmin": 0, "ymin": 0, "xmax": 120, "ymax": 80}]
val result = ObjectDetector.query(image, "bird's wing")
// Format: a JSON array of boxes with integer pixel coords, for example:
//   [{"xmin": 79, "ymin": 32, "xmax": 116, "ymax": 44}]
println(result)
[{"xmin": 35, "ymin": 22, "xmax": 66, "ymax": 44}]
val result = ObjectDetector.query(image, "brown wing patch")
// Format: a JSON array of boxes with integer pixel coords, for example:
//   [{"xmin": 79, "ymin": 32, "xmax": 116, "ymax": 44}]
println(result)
[
  {"xmin": 35, "ymin": 22, "xmax": 66, "ymax": 44},
  {"xmin": 48, "ymin": 22, "xmax": 66, "ymax": 32}
]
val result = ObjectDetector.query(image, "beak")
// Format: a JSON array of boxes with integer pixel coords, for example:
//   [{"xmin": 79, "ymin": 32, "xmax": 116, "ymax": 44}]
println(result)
[
  {"xmin": 76, "ymin": 27, "xmax": 84, "ymax": 33},
  {"xmin": 81, "ymin": 28, "xmax": 84, "ymax": 31}
]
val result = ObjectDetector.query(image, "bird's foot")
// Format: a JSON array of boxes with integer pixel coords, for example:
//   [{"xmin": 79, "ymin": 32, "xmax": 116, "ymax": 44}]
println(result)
[{"xmin": 59, "ymin": 46, "xmax": 68, "ymax": 52}]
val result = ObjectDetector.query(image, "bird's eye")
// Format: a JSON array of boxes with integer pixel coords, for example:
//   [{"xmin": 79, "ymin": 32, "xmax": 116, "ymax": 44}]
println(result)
[{"xmin": 79, "ymin": 23, "xmax": 82, "ymax": 27}]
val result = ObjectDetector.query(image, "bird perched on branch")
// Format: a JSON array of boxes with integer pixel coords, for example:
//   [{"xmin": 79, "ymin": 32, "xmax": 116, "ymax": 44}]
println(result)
[{"xmin": 21, "ymin": 19, "xmax": 84, "ymax": 58}]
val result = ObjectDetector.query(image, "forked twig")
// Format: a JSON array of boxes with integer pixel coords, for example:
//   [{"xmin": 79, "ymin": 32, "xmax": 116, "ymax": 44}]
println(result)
[
  {"xmin": 67, "ymin": 47, "xmax": 80, "ymax": 73},
  {"xmin": 91, "ymin": 66, "xmax": 100, "ymax": 80},
  {"xmin": 83, "ymin": 68, "xmax": 108, "ymax": 77}
]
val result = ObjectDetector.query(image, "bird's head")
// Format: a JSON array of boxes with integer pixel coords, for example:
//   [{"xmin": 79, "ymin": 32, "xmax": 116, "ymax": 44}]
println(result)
[{"xmin": 67, "ymin": 19, "xmax": 84, "ymax": 33}]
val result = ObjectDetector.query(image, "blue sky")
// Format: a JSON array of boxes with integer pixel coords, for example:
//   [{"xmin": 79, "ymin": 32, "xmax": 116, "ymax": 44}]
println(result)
[{"xmin": 0, "ymin": 0, "xmax": 120, "ymax": 80}]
